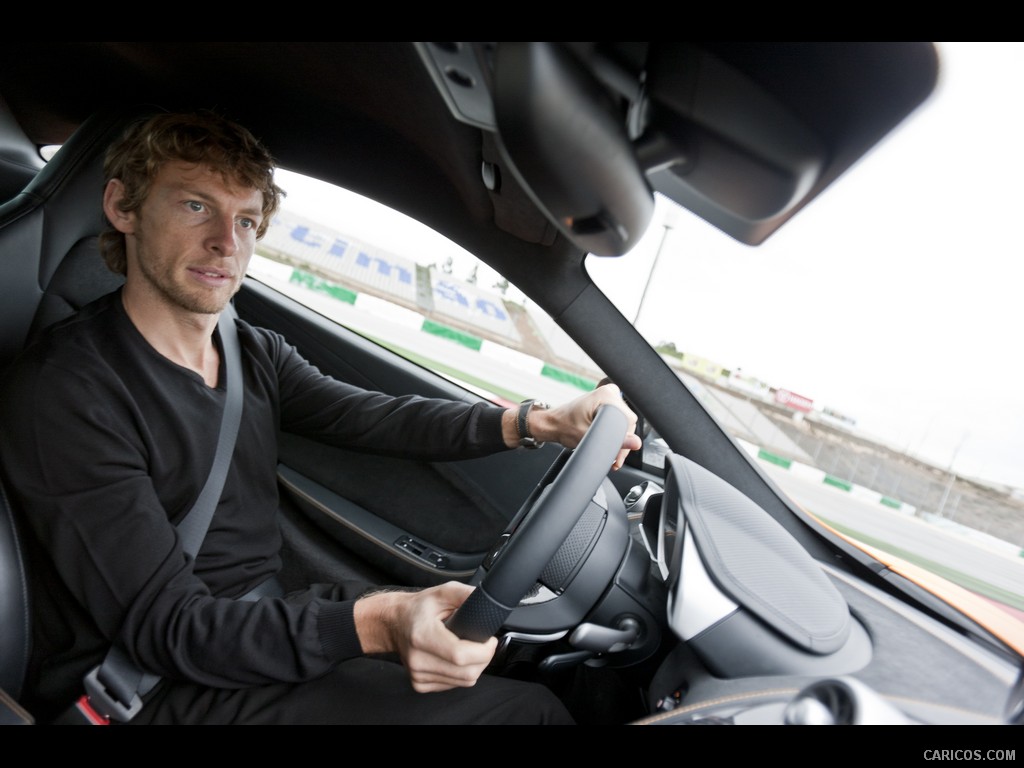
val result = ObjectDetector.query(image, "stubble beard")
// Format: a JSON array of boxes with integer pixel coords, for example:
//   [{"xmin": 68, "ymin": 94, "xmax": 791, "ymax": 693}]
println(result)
[{"xmin": 134, "ymin": 235, "xmax": 238, "ymax": 316}]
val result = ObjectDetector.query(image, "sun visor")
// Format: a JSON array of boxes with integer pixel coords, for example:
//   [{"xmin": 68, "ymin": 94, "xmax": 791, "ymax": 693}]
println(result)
[
  {"xmin": 415, "ymin": 42, "xmax": 938, "ymax": 251},
  {"xmin": 489, "ymin": 42, "xmax": 654, "ymax": 257},
  {"xmin": 638, "ymin": 42, "xmax": 939, "ymax": 245}
]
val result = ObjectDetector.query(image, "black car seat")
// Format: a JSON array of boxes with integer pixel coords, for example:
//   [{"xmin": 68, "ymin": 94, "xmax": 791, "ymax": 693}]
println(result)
[
  {"xmin": 0, "ymin": 105, "xmax": 156, "ymax": 719},
  {"xmin": 0, "ymin": 107, "xmax": 149, "ymax": 369},
  {"xmin": 0, "ymin": 96, "xmax": 45, "ymax": 206},
  {"xmin": 0, "ymin": 475, "xmax": 31, "ymax": 722}
]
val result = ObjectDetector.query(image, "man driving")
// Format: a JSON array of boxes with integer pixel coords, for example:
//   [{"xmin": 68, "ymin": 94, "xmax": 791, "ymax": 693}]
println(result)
[{"xmin": 0, "ymin": 110, "xmax": 640, "ymax": 725}]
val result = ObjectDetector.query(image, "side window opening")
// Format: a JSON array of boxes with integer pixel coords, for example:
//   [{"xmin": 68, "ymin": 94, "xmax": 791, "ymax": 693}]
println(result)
[{"xmin": 250, "ymin": 169, "xmax": 606, "ymax": 414}]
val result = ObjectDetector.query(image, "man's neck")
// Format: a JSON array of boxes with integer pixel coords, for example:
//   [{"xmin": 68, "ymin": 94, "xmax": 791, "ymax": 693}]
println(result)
[{"xmin": 121, "ymin": 285, "xmax": 221, "ymax": 387}]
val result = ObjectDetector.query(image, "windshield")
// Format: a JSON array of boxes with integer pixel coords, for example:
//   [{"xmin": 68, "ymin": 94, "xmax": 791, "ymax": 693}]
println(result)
[
  {"xmin": 587, "ymin": 41, "xmax": 1024, "ymax": 637},
  {"xmin": 247, "ymin": 42, "xmax": 1022, "ymax": 648}
]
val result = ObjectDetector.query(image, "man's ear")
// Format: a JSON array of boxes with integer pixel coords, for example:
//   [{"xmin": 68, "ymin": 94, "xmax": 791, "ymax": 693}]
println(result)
[{"xmin": 102, "ymin": 179, "xmax": 135, "ymax": 234}]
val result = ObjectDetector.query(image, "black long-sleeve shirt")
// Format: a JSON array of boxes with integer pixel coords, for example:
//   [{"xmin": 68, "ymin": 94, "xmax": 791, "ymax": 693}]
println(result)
[{"xmin": 0, "ymin": 289, "xmax": 508, "ymax": 718}]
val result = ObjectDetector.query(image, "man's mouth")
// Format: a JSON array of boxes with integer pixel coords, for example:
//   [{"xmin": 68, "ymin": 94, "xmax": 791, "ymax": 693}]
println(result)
[{"xmin": 189, "ymin": 267, "xmax": 233, "ymax": 282}]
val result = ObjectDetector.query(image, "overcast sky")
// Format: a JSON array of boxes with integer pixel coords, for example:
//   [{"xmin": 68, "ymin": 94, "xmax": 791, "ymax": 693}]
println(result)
[
  {"xmin": 588, "ymin": 42, "xmax": 1024, "ymax": 490},
  {"xmin": 274, "ymin": 42, "xmax": 1024, "ymax": 491}
]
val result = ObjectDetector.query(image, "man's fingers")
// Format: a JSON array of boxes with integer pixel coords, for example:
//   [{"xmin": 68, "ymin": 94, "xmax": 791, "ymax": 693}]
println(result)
[{"xmin": 405, "ymin": 634, "xmax": 497, "ymax": 691}]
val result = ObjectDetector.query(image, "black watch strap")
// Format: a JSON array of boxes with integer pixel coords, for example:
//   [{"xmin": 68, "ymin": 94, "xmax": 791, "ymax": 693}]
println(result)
[{"xmin": 516, "ymin": 399, "xmax": 548, "ymax": 448}]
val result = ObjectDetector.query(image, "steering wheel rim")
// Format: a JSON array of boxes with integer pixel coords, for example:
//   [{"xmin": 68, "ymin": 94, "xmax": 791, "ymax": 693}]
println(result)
[{"xmin": 446, "ymin": 404, "xmax": 628, "ymax": 641}]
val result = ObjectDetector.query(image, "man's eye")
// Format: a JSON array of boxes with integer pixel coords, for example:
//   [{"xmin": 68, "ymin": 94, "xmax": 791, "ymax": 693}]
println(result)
[
  {"xmin": 187, "ymin": 201, "xmax": 205, "ymax": 213},
  {"xmin": 239, "ymin": 218, "xmax": 255, "ymax": 230}
]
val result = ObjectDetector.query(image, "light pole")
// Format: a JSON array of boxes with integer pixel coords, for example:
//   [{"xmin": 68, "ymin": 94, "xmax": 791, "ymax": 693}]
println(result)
[
  {"xmin": 634, "ymin": 223, "xmax": 672, "ymax": 328},
  {"xmin": 936, "ymin": 431, "xmax": 970, "ymax": 519}
]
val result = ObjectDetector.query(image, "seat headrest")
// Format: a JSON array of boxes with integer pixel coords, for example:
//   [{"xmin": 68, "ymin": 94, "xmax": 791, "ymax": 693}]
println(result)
[
  {"xmin": 0, "ymin": 106, "xmax": 160, "ymax": 366},
  {"xmin": 10, "ymin": 106, "xmax": 161, "ymax": 289}
]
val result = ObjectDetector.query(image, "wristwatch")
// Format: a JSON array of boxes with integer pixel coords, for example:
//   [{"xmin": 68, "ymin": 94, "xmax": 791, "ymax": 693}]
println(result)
[{"xmin": 516, "ymin": 398, "xmax": 549, "ymax": 449}]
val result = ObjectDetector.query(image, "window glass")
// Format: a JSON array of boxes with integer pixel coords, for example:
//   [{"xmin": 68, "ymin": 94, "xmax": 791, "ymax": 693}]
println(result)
[
  {"xmin": 246, "ymin": 40, "xmax": 1024, "ymax": 627},
  {"xmin": 585, "ymin": 40, "xmax": 1024, "ymax": 624},
  {"xmin": 250, "ymin": 169, "xmax": 604, "ymax": 412}
]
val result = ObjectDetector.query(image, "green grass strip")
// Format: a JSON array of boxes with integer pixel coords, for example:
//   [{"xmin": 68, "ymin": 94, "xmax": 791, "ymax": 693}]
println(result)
[
  {"xmin": 289, "ymin": 270, "xmax": 357, "ymax": 304},
  {"xmin": 540, "ymin": 364, "xmax": 596, "ymax": 392},
  {"xmin": 758, "ymin": 449, "xmax": 792, "ymax": 469},
  {"xmin": 823, "ymin": 475, "xmax": 853, "ymax": 492},
  {"xmin": 421, "ymin": 320, "xmax": 482, "ymax": 351}
]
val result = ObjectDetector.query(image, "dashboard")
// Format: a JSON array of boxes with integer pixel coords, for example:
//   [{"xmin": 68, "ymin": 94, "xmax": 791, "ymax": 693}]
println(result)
[{"xmin": 627, "ymin": 454, "xmax": 1019, "ymax": 725}]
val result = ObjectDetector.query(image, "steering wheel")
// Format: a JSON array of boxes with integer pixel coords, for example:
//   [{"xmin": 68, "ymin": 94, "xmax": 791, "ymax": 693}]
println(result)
[{"xmin": 446, "ymin": 404, "xmax": 628, "ymax": 642}]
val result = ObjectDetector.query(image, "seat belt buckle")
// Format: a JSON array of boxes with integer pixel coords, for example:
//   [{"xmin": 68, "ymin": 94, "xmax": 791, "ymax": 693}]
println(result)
[
  {"xmin": 72, "ymin": 694, "xmax": 111, "ymax": 725},
  {"xmin": 83, "ymin": 665, "xmax": 143, "ymax": 723}
]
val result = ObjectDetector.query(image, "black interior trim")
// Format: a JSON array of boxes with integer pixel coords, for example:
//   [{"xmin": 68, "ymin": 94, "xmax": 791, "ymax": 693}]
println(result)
[{"xmin": 277, "ymin": 464, "xmax": 483, "ymax": 580}]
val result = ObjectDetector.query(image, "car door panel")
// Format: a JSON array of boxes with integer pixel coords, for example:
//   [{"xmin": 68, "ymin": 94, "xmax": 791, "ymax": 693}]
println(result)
[{"xmin": 235, "ymin": 278, "xmax": 565, "ymax": 586}]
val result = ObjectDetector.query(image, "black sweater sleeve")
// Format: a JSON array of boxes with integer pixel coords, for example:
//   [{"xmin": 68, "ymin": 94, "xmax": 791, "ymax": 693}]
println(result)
[{"xmin": 258, "ymin": 324, "xmax": 509, "ymax": 460}]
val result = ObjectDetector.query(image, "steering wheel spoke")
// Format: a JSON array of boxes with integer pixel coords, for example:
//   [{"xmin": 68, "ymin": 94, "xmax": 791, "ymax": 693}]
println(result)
[{"xmin": 445, "ymin": 405, "xmax": 628, "ymax": 641}]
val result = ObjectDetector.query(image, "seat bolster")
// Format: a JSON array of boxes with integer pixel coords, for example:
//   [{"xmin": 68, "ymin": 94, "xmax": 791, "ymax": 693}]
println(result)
[
  {"xmin": 26, "ymin": 236, "xmax": 124, "ymax": 346},
  {"xmin": 0, "ymin": 478, "xmax": 31, "ymax": 701},
  {"xmin": 0, "ymin": 94, "xmax": 44, "ymax": 204}
]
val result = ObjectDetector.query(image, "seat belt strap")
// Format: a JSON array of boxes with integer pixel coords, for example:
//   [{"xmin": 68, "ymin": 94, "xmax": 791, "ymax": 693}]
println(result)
[
  {"xmin": 70, "ymin": 309, "xmax": 244, "ymax": 724},
  {"xmin": 177, "ymin": 310, "xmax": 244, "ymax": 556}
]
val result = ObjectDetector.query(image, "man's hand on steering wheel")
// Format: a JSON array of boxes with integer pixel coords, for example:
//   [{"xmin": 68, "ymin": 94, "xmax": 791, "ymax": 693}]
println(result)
[
  {"xmin": 502, "ymin": 382, "xmax": 642, "ymax": 470},
  {"xmin": 355, "ymin": 582, "xmax": 499, "ymax": 692},
  {"xmin": 452, "ymin": 403, "xmax": 633, "ymax": 641}
]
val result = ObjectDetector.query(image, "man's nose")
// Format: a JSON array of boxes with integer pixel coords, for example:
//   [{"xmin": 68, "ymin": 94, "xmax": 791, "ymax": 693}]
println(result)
[{"xmin": 207, "ymin": 214, "xmax": 240, "ymax": 256}]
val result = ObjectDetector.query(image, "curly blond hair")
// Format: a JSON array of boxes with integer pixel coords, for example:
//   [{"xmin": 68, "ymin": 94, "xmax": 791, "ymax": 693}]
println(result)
[{"xmin": 99, "ymin": 110, "xmax": 285, "ymax": 275}]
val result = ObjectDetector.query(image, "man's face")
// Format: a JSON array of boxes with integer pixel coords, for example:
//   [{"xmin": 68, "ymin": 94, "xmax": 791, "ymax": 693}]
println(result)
[{"xmin": 120, "ymin": 160, "xmax": 264, "ymax": 315}]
